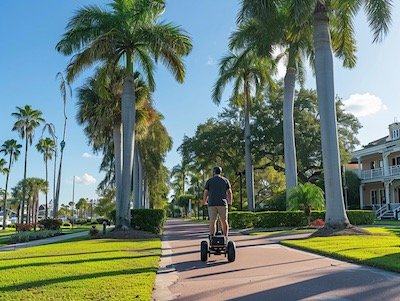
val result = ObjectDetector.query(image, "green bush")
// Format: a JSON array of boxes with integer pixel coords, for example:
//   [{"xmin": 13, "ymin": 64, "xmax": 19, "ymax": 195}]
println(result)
[
  {"xmin": 75, "ymin": 218, "xmax": 88, "ymax": 225},
  {"xmin": 15, "ymin": 223, "xmax": 33, "ymax": 232},
  {"xmin": 61, "ymin": 222, "xmax": 72, "ymax": 229},
  {"xmin": 256, "ymin": 211, "xmax": 307, "ymax": 228},
  {"xmin": 228, "ymin": 212, "xmax": 258, "ymax": 228},
  {"xmin": 228, "ymin": 210, "xmax": 375, "ymax": 229},
  {"xmin": 38, "ymin": 219, "xmax": 62, "ymax": 230},
  {"xmin": 346, "ymin": 210, "xmax": 375, "ymax": 225},
  {"xmin": 131, "ymin": 209, "xmax": 166, "ymax": 235},
  {"xmin": 10, "ymin": 230, "xmax": 62, "ymax": 243}
]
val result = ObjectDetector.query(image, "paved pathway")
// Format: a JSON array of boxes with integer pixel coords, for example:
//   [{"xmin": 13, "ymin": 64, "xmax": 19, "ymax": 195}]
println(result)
[
  {"xmin": 153, "ymin": 219, "xmax": 400, "ymax": 301},
  {"xmin": 0, "ymin": 231, "xmax": 88, "ymax": 252}
]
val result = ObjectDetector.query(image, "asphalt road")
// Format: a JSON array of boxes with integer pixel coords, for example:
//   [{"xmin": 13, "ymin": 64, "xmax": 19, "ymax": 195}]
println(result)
[{"xmin": 153, "ymin": 219, "xmax": 400, "ymax": 301}]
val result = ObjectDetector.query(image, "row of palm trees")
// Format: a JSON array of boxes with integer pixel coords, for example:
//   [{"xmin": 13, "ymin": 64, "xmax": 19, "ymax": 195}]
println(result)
[
  {"xmin": 211, "ymin": 0, "xmax": 393, "ymax": 229},
  {"xmin": 1, "ymin": 104, "xmax": 65, "ymax": 227},
  {"xmin": 56, "ymin": 0, "xmax": 192, "ymax": 229}
]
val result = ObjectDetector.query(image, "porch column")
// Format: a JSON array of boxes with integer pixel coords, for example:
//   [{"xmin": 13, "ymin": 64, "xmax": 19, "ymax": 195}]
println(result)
[
  {"xmin": 359, "ymin": 184, "xmax": 364, "ymax": 209},
  {"xmin": 385, "ymin": 180, "xmax": 390, "ymax": 205},
  {"xmin": 383, "ymin": 152, "xmax": 390, "ymax": 176}
]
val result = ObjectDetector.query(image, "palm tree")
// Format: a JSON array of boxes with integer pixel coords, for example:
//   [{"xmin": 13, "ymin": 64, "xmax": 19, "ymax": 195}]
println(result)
[
  {"xmin": 288, "ymin": 182, "xmax": 325, "ymax": 225},
  {"xmin": 56, "ymin": 0, "xmax": 192, "ymax": 228},
  {"xmin": 0, "ymin": 159, "xmax": 8, "ymax": 226},
  {"xmin": 291, "ymin": 0, "xmax": 392, "ymax": 229},
  {"xmin": 36, "ymin": 137, "xmax": 56, "ymax": 218},
  {"xmin": 212, "ymin": 50, "xmax": 273, "ymax": 211},
  {"xmin": 42, "ymin": 123, "xmax": 57, "ymax": 215},
  {"xmin": 53, "ymin": 72, "xmax": 71, "ymax": 218},
  {"xmin": 12, "ymin": 105, "xmax": 45, "ymax": 223},
  {"xmin": 0, "ymin": 139, "xmax": 22, "ymax": 229}
]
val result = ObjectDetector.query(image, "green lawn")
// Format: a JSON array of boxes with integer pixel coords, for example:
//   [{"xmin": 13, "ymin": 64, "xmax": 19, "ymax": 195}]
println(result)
[
  {"xmin": 282, "ymin": 227, "xmax": 400, "ymax": 272},
  {"xmin": 0, "ymin": 237, "xmax": 161, "ymax": 301},
  {"xmin": 0, "ymin": 228, "xmax": 16, "ymax": 236}
]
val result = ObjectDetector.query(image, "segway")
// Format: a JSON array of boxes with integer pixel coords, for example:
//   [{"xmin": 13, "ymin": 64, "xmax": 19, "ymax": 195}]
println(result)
[{"xmin": 200, "ymin": 217, "xmax": 236, "ymax": 262}]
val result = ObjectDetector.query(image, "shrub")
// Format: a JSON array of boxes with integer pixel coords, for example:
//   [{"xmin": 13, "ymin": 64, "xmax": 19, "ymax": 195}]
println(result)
[
  {"xmin": 256, "ymin": 211, "xmax": 307, "ymax": 228},
  {"xmin": 7, "ymin": 224, "xmax": 16, "ymax": 228},
  {"xmin": 10, "ymin": 230, "xmax": 62, "ymax": 243},
  {"xmin": 228, "ymin": 212, "xmax": 257, "ymax": 228},
  {"xmin": 76, "ymin": 218, "xmax": 87, "ymax": 225},
  {"xmin": 61, "ymin": 222, "xmax": 72, "ymax": 229},
  {"xmin": 96, "ymin": 218, "xmax": 111, "ymax": 225},
  {"xmin": 131, "ymin": 209, "xmax": 166, "ymax": 234},
  {"xmin": 310, "ymin": 218, "xmax": 325, "ymax": 228},
  {"xmin": 89, "ymin": 225, "xmax": 99, "ymax": 237},
  {"xmin": 38, "ymin": 218, "xmax": 62, "ymax": 230},
  {"xmin": 346, "ymin": 210, "xmax": 375, "ymax": 225},
  {"xmin": 15, "ymin": 223, "xmax": 33, "ymax": 232}
]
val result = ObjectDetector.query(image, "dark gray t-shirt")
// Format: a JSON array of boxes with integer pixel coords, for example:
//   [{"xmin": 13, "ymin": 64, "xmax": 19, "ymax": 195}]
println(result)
[{"xmin": 204, "ymin": 175, "xmax": 231, "ymax": 206}]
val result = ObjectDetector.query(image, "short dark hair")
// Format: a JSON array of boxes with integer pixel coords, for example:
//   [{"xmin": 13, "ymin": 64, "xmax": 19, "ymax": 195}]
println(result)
[{"xmin": 213, "ymin": 166, "xmax": 222, "ymax": 174}]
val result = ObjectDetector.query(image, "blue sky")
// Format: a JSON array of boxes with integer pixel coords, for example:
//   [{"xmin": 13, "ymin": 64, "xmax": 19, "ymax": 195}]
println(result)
[{"xmin": 0, "ymin": 1, "xmax": 399, "ymax": 206}]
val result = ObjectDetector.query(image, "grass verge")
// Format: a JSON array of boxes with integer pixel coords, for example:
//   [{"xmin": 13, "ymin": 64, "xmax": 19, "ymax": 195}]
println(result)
[
  {"xmin": 281, "ymin": 227, "xmax": 400, "ymax": 273},
  {"xmin": 0, "ymin": 236, "xmax": 161, "ymax": 301}
]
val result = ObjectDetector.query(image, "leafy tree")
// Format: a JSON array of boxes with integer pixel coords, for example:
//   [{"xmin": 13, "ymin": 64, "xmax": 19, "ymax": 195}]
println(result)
[
  {"xmin": 0, "ymin": 139, "xmax": 22, "ymax": 228},
  {"xmin": 36, "ymin": 137, "xmax": 55, "ymax": 218},
  {"xmin": 56, "ymin": 0, "xmax": 192, "ymax": 229},
  {"xmin": 213, "ymin": 49, "xmax": 274, "ymax": 210},
  {"xmin": 95, "ymin": 189, "xmax": 116, "ymax": 220},
  {"xmin": 288, "ymin": 182, "xmax": 325, "ymax": 225},
  {"xmin": 12, "ymin": 105, "xmax": 45, "ymax": 223}
]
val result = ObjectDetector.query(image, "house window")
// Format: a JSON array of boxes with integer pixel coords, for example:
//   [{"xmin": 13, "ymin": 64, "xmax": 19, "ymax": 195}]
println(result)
[
  {"xmin": 371, "ymin": 190, "xmax": 378, "ymax": 205},
  {"xmin": 370, "ymin": 161, "xmax": 375, "ymax": 169},
  {"xmin": 392, "ymin": 157, "xmax": 400, "ymax": 166},
  {"xmin": 379, "ymin": 189, "xmax": 385, "ymax": 204},
  {"xmin": 379, "ymin": 160, "xmax": 384, "ymax": 168}
]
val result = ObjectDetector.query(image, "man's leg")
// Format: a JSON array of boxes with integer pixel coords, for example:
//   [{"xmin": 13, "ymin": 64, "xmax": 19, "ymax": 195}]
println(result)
[
  {"xmin": 217, "ymin": 206, "xmax": 229, "ymax": 236},
  {"xmin": 208, "ymin": 206, "xmax": 217, "ymax": 235}
]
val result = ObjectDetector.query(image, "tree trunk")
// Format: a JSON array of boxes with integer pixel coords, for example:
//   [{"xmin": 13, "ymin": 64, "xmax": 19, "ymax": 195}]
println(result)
[
  {"xmin": 244, "ymin": 83, "xmax": 255, "ymax": 211},
  {"xmin": 138, "ymin": 150, "xmax": 144, "ymax": 208},
  {"xmin": 45, "ymin": 157, "xmax": 48, "ymax": 218},
  {"xmin": 283, "ymin": 49, "xmax": 298, "ymax": 204},
  {"xmin": 313, "ymin": 3, "xmax": 350, "ymax": 229},
  {"xmin": 53, "ymin": 145, "xmax": 57, "ymax": 218},
  {"xmin": 113, "ymin": 122, "xmax": 123, "ymax": 226},
  {"xmin": 133, "ymin": 144, "xmax": 140, "ymax": 209},
  {"xmin": 120, "ymin": 76, "xmax": 136, "ymax": 228},
  {"xmin": 21, "ymin": 136, "xmax": 28, "ymax": 223},
  {"xmin": 2, "ymin": 156, "xmax": 11, "ymax": 229}
]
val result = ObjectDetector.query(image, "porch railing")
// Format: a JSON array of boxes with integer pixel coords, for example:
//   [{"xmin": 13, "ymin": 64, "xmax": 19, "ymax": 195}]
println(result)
[{"xmin": 361, "ymin": 168, "xmax": 383, "ymax": 180}]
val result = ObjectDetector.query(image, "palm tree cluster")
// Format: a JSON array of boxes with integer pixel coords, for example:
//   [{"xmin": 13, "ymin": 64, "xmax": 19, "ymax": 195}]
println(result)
[
  {"xmin": 172, "ymin": 0, "xmax": 393, "ymax": 231},
  {"xmin": 0, "ymin": 105, "xmax": 55, "ymax": 228},
  {"xmin": 56, "ymin": 0, "xmax": 192, "ymax": 229}
]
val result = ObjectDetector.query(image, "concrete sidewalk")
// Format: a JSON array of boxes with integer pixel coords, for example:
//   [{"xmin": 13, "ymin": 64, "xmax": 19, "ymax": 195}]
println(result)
[
  {"xmin": 0, "ymin": 231, "xmax": 88, "ymax": 252},
  {"xmin": 153, "ymin": 219, "xmax": 400, "ymax": 301}
]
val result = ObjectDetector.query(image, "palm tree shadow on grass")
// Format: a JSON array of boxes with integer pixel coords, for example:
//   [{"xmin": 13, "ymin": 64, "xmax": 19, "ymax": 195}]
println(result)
[
  {"xmin": 0, "ymin": 254, "xmax": 159, "ymax": 272},
  {"xmin": 0, "ymin": 267, "xmax": 158, "ymax": 292}
]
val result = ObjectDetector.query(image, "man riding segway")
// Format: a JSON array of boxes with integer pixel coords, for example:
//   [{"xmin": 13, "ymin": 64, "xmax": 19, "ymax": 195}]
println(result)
[{"xmin": 201, "ymin": 166, "xmax": 236, "ymax": 262}]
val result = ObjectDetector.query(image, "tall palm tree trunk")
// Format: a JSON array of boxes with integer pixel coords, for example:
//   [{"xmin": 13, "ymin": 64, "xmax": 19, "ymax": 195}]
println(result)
[
  {"xmin": 244, "ymin": 84, "xmax": 255, "ymax": 211},
  {"xmin": 45, "ymin": 157, "xmax": 48, "ymax": 218},
  {"xmin": 54, "ymin": 115, "xmax": 67, "ymax": 219},
  {"xmin": 138, "ymin": 151, "xmax": 144, "ymax": 208},
  {"xmin": 113, "ymin": 122, "xmax": 123, "ymax": 225},
  {"xmin": 283, "ymin": 50, "xmax": 298, "ymax": 203},
  {"xmin": 121, "ymin": 76, "xmax": 136, "ymax": 228},
  {"xmin": 53, "ymin": 146, "xmax": 57, "ymax": 217},
  {"xmin": 133, "ymin": 145, "xmax": 140, "ymax": 209},
  {"xmin": 313, "ymin": 3, "xmax": 349, "ymax": 228},
  {"xmin": 2, "ymin": 157, "xmax": 11, "ymax": 229},
  {"xmin": 21, "ymin": 137, "xmax": 28, "ymax": 223}
]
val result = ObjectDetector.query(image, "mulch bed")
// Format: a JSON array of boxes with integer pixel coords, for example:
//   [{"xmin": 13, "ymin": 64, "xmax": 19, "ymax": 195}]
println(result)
[{"xmin": 310, "ymin": 226, "xmax": 371, "ymax": 237}]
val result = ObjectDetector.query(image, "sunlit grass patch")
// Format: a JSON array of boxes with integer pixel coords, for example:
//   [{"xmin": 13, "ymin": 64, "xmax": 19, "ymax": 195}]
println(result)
[
  {"xmin": 282, "ymin": 227, "xmax": 400, "ymax": 272},
  {"xmin": 0, "ymin": 237, "xmax": 161, "ymax": 301}
]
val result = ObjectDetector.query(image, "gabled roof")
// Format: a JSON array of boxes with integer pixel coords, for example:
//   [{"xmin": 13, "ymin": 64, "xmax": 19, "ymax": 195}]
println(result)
[{"xmin": 363, "ymin": 136, "xmax": 388, "ymax": 148}]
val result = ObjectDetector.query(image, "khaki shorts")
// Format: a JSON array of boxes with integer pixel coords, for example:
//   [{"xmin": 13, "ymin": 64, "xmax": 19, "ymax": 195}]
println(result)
[{"xmin": 208, "ymin": 206, "xmax": 228, "ymax": 222}]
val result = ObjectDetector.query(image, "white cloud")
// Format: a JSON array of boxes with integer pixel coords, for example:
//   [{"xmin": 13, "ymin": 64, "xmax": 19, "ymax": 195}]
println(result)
[
  {"xmin": 207, "ymin": 56, "xmax": 215, "ymax": 65},
  {"xmin": 82, "ymin": 152, "xmax": 92, "ymax": 158},
  {"xmin": 343, "ymin": 93, "xmax": 387, "ymax": 117},
  {"xmin": 75, "ymin": 174, "xmax": 96, "ymax": 186}
]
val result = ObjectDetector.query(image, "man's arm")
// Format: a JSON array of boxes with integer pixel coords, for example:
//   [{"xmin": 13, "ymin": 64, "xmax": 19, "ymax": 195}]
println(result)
[
  {"xmin": 227, "ymin": 188, "xmax": 233, "ymax": 205},
  {"xmin": 203, "ymin": 189, "xmax": 209, "ymax": 205}
]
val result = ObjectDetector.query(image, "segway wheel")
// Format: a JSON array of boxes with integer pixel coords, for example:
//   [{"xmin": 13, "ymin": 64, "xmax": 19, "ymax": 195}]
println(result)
[
  {"xmin": 227, "ymin": 240, "xmax": 236, "ymax": 262},
  {"xmin": 200, "ymin": 240, "xmax": 208, "ymax": 262}
]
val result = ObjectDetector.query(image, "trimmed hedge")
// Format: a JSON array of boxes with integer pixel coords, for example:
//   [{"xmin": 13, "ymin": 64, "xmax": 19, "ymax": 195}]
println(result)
[
  {"xmin": 131, "ymin": 209, "xmax": 166, "ymax": 235},
  {"xmin": 228, "ymin": 210, "xmax": 374, "ymax": 229}
]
